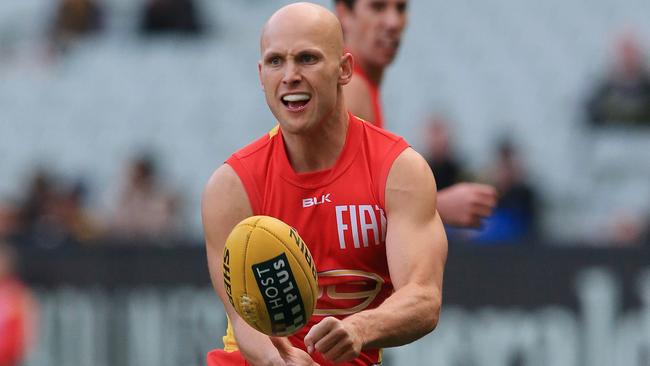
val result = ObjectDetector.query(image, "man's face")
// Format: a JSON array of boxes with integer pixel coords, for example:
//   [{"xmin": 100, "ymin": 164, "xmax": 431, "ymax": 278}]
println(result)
[
  {"xmin": 339, "ymin": 0, "xmax": 408, "ymax": 67},
  {"xmin": 259, "ymin": 22, "xmax": 346, "ymax": 134}
]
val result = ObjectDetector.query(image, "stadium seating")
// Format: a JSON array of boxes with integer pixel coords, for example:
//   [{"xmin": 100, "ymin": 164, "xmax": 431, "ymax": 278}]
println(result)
[{"xmin": 1, "ymin": 0, "xmax": 649, "ymax": 242}]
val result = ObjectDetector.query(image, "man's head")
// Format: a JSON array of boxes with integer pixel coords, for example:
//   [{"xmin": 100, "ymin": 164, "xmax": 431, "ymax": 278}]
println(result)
[
  {"xmin": 613, "ymin": 33, "xmax": 646, "ymax": 81},
  {"xmin": 335, "ymin": 0, "xmax": 408, "ymax": 68},
  {"xmin": 259, "ymin": 2, "xmax": 353, "ymax": 135}
]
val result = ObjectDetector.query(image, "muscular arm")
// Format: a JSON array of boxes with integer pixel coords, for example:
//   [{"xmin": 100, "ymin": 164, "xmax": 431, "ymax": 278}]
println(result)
[
  {"xmin": 202, "ymin": 164, "xmax": 284, "ymax": 366},
  {"xmin": 342, "ymin": 76, "xmax": 376, "ymax": 123},
  {"xmin": 305, "ymin": 148, "xmax": 447, "ymax": 362},
  {"xmin": 349, "ymin": 147, "xmax": 447, "ymax": 346}
]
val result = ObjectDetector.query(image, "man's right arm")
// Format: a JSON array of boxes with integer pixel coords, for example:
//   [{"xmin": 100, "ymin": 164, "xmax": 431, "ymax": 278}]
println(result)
[{"xmin": 202, "ymin": 164, "xmax": 285, "ymax": 366}]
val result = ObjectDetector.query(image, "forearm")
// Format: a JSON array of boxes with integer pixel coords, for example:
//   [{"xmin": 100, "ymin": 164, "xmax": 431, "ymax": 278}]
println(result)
[
  {"xmin": 207, "ymin": 253, "xmax": 281, "ymax": 365},
  {"xmin": 343, "ymin": 283, "xmax": 441, "ymax": 350},
  {"xmin": 232, "ymin": 317, "xmax": 284, "ymax": 366}
]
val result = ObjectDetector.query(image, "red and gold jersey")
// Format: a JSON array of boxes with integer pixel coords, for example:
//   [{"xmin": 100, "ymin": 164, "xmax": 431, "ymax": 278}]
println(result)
[{"xmin": 223, "ymin": 113, "xmax": 408, "ymax": 366}]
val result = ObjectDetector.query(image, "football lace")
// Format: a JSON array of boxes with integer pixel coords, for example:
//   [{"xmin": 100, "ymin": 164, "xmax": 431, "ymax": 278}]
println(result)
[{"xmin": 238, "ymin": 294, "xmax": 259, "ymax": 323}]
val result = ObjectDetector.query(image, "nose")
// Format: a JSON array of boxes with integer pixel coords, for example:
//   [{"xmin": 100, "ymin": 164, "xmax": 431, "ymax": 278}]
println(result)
[
  {"xmin": 384, "ymin": 7, "xmax": 404, "ymax": 31},
  {"xmin": 282, "ymin": 61, "xmax": 302, "ymax": 86}
]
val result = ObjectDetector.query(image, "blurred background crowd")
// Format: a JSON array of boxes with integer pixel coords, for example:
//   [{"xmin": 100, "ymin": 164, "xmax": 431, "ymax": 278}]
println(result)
[
  {"xmin": 1, "ymin": 0, "xmax": 650, "ymax": 251},
  {"xmin": 1, "ymin": 0, "xmax": 650, "ymax": 365}
]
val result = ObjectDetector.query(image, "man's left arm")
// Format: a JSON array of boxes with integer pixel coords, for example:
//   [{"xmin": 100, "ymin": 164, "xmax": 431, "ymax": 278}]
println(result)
[{"xmin": 304, "ymin": 147, "xmax": 448, "ymax": 363}]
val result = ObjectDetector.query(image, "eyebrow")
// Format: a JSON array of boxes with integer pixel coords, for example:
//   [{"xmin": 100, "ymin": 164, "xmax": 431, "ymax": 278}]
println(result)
[
  {"xmin": 262, "ymin": 51, "xmax": 282, "ymax": 60},
  {"xmin": 262, "ymin": 47, "xmax": 325, "ymax": 59}
]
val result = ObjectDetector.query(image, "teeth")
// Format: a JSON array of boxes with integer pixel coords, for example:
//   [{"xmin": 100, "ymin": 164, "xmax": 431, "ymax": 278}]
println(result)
[{"xmin": 282, "ymin": 94, "xmax": 310, "ymax": 102}]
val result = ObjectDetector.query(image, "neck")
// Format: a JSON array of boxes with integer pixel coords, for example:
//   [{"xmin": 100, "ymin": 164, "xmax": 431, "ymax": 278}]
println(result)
[
  {"xmin": 348, "ymin": 46, "xmax": 385, "ymax": 86},
  {"xmin": 360, "ymin": 62, "xmax": 384, "ymax": 86},
  {"xmin": 282, "ymin": 105, "xmax": 350, "ymax": 174}
]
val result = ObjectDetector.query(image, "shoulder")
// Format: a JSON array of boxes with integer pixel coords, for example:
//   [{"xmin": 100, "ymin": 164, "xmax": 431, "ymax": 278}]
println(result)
[
  {"xmin": 223, "ymin": 126, "xmax": 280, "ymax": 215},
  {"xmin": 385, "ymin": 148, "xmax": 437, "ymax": 215},
  {"xmin": 344, "ymin": 76, "xmax": 375, "ymax": 123},
  {"xmin": 355, "ymin": 116, "xmax": 408, "ymax": 159},
  {"xmin": 202, "ymin": 164, "xmax": 248, "ymax": 213},
  {"xmin": 202, "ymin": 164, "xmax": 252, "ymax": 244},
  {"xmin": 226, "ymin": 127, "xmax": 278, "ymax": 184},
  {"xmin": 229, "ymin": 126, "xmax": 278, "ymax": 162},
  {"xmin": 389, "ymin": 148, "xmax": 435, "ymax": 177},
  {"xmin": 358, "ymin": 116, "xmax": 401, "ymax": 142},
  {"xmin": 352, "ymin": 116, "xmax": 410, "ymax": 207}
]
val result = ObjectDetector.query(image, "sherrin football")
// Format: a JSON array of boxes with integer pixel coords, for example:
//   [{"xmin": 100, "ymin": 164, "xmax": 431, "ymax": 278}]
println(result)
[{"xmin": 222, "ymin": 215, "xmax": 318, "ymax": 336}]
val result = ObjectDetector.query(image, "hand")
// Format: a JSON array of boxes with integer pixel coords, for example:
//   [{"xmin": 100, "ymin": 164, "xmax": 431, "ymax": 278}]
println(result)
[
  {"xmin": 437, "ymin": 183, "xmax": 497, "ymax": 228},
  {"xmin": 270, "ymin": 337, "xmax": 320, "ymax": 366},
  {"xmin": 304, "ymin": 317, "xmax": 363, "ymax": 364}
]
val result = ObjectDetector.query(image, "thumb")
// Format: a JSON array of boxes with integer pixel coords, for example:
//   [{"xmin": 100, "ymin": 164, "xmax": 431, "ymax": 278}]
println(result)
[{"xmin": 270, "ymin": 336, "xmax": 293, "ymax": 357}]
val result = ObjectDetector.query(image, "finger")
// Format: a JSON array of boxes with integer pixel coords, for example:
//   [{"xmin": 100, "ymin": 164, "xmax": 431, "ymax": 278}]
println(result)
[
  {"xmin": 322, "ymin": 339, "xmax": 351, "ymax": 364},
  {"xmin": 304, "ymin": 317, "xmax": 336, "ymax": 354},
  {"xmin": 472, "ymin": 193, "xmax": 498, "ymax": 209},
  {"xmin": 465, "ymin": 215, "xmax": 483, "ymax": 228},
  {"xmin": 471, "ymin": 184, "xmax": 498, "ymax": 198},
  {"xmin": 313, "ymin": 327, "xmax": 343, "ymax": 355},
  {"xmin": 484, "ymin": 193, "xmax": 499, "ymax": 208},
  {"xmin": 473, "ymin": 204, "xmax": 494, "ymax": 218},
  {"xmin": 270, "ymin": 337, "xmax": 293, "ymax": 357}
]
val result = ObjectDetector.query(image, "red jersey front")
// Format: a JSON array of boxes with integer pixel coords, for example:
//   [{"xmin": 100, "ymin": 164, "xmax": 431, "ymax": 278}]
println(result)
[{"xmin": 225, "ymin": 113, "xmax": 408, "ymax": 366}]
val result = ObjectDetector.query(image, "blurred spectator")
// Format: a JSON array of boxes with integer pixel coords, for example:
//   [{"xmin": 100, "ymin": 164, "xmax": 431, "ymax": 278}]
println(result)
[
  {"xmin": 0, "ymin": 203, "xmax": 20, "ymax": 242},
  {"xmin": 0, "ymin": 242, "xmax": 37, "ymax": 366},
  {"xmin": 474, "ymin": 140, "xmax": 539, "ymax": 243},
  {"xmin": 607, "ymin": 211, "xmax": 648, "ymax": 247},
  {"xmin": 586, "ymin": 33, "xmax": 650, "ymax": 127},
  {"xmin": 421, "ymin": 114, "xmax": 464, "ymax": 190},
  {"xmin": 50, "ymin": 180, "xmax": 103, "ymax": 244},
  {"xmin": 16, "ymin": 170, "xmax": 100, "ymax": 248},
  {"xmin": 420, "ymin": 114, "xmax": 497, "ymax": 231},
  {"xmin": 139, "ymin": 0, "xmax": 203, "ymax": 36},
  {"xmin": 109, "ymin": 154, "xmax": 180, "ymax": 243},
  {"xmin": 49, "ymin": 0, "xmax": 104, "ymax": 53},
  {"xmin": 16, "ymin": 170, "xmax": 58, "ymax": 247}
]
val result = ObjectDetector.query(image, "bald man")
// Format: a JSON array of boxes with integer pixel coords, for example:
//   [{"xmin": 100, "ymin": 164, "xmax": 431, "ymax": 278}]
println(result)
[
  {"xmin": 335, "ymin": 0, "xmax": 498, "ymax": 228},
  {"xmin": 203, "ymin": 3, "xmax": 446, "ymax": 366}
]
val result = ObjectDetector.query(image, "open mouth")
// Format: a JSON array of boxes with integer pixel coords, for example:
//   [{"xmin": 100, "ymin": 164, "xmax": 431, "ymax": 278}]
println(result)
[{"xmin": 281, "ymin": 93, "xmax": 311, "ymax": 112}]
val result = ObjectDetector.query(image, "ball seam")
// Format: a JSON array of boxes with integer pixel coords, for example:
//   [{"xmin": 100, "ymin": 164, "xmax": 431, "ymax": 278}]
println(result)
[{"xmin": 241, "ymin": 224, "xmax": 254, "ymax": 328}]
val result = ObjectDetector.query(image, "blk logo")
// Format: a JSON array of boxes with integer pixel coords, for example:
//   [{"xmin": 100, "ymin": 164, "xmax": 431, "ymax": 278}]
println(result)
[{"xmin": 302, "ymin": 194, "xmax": 332, "ymax": 208}]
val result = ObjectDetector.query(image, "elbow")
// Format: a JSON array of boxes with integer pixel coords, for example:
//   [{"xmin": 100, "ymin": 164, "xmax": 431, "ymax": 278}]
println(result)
[{"xmin": 423, "ymin": 291, "xmax": 442, "ymax": 335}]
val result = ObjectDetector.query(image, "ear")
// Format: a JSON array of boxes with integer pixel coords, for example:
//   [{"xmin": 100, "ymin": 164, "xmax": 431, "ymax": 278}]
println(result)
[
  {"xmin": 258, "ymin": 61, "xmax": 264, "ymax": 91},
  {"xmin": 338, "ymin": 52, "xmax": 354, "ymax": 85}
]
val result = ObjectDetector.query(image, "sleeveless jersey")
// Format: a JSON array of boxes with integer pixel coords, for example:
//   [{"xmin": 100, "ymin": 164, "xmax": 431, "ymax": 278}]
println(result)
[
  {"xmin": 352, "ymin": 63, "xmax": 385, "ymax": 130},
  {"xmin": 223, "ymin": 113, "xmax": 408, "ymax": 366}
]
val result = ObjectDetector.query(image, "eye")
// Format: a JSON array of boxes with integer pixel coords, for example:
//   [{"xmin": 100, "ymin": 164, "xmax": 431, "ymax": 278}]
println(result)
[
  {"xmin": 267, "ymin": 56, "xmax": 282, "ymax": 66},
  {"xmin": 299, "ymin": 53, "xmax": 318, "ymax": 64},
  {"xmin": 396, "ymin": 2, "xmax": 407, "ymax": 13},
  {"xmin": 369, "ymin": 1, "xmax": 386, "ymax": 12}
]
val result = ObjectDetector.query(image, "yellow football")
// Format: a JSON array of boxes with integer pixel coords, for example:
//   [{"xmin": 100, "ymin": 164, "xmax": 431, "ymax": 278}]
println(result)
[{"xmin": 222, "ymin": 215, "xmax": 318, "ymax": 336}]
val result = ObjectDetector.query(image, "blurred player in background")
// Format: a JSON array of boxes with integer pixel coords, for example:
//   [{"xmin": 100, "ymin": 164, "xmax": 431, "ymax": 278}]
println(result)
[
  {"xmin": 334, "ymin": 0, "xmax": 498, "ymax": 228},
  {"xmin": 0, "ymin": 243, "xmax": 37, "ymax": 366},
  {"xmin": 203, "ymin": 3, "xmax": 446, "ymax": 365}
]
